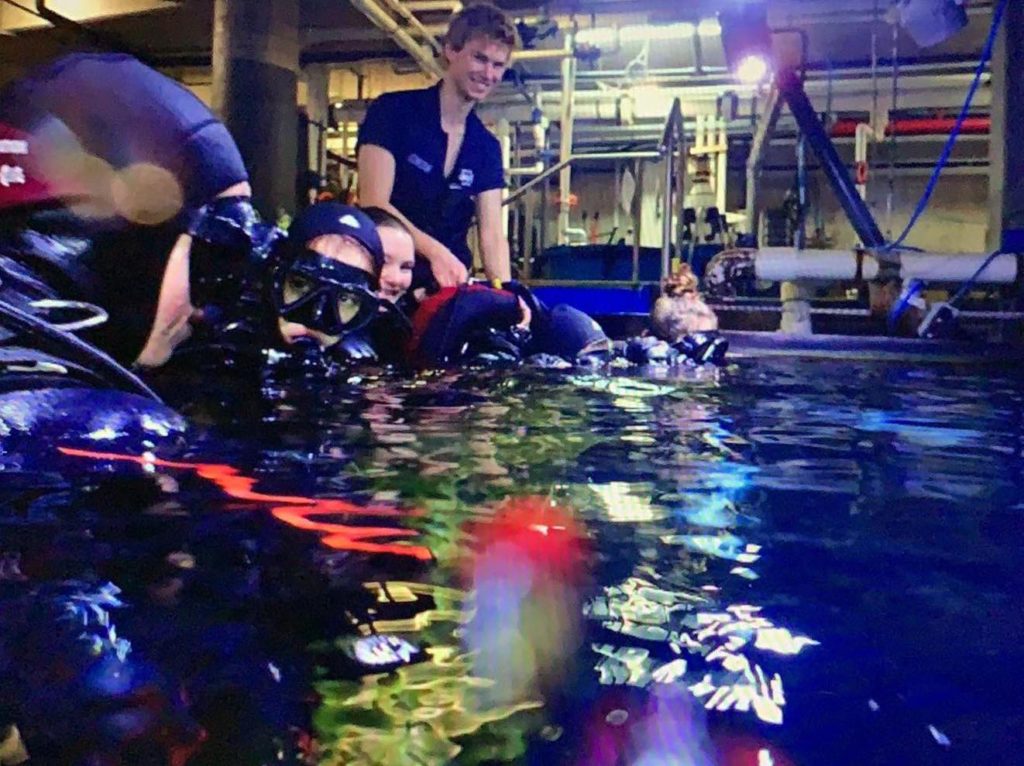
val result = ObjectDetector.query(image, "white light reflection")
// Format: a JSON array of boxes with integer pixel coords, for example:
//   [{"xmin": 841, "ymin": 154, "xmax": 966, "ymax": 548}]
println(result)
[
  {"xmin": 583, "ymin": 580, "xmax": 819, "ymax": 727},
  {"xmin": 591, "ymin": 482, "xmax": 664, "ymax": 523},
  {"xmin": 929, "ymin": 725, "xmax": 952, "ymax": 747}
]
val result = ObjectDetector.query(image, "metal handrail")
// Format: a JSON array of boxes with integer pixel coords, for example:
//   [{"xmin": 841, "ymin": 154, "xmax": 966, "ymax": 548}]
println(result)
[
  {"xmin": 660, "ymin": 97, "xmax": 684, "ymax": 152},
  {"xmin": 659, "ymin": 98, "xmax": 684, "ymax": 280},
  {"xmin": 503, "ymin": 150, "xmax": 661, "ymax": 206}
]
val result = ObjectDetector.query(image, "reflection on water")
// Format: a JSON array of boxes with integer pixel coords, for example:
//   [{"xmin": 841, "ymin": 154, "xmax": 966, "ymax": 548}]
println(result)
[{"xmin": 3, "ymin": 360, "xmax": 1024, "ymax": 763}]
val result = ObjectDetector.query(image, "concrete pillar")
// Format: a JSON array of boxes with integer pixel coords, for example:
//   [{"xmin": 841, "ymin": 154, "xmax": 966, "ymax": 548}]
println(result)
[
  {"xmin": 304, "ymin": 64, "xmax": 330, "ymax": 181},
  {"xmin": 212, "ymin": 0, "xmax": 299, "ymax": 218},
  {"xmin": 987, "ymin": 0, "xmax": 1024, "ymax": 252},
  {"xmin": 780, "ymin": 281, "xmax": 813, "ymax": 334}
]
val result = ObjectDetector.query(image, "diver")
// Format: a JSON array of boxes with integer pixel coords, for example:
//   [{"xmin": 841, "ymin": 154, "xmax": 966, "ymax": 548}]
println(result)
[{"xmin": 0, "ymin": 52, "xmax": 292, "ymax": 463}]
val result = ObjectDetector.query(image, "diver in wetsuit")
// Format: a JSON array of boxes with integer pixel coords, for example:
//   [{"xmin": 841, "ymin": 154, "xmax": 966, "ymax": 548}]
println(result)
[
  {"xmin": 0, "ymin": 52, "xmax": 274, "ymax": 445},
  {"xmin": 0, "ymin": 53, "xmax": 325, "ymax": 765}
]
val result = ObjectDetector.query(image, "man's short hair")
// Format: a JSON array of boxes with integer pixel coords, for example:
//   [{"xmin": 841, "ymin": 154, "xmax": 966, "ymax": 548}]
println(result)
[{"xmin": 444, "ymin": 3, "xmax": 519, "ymax": 51}]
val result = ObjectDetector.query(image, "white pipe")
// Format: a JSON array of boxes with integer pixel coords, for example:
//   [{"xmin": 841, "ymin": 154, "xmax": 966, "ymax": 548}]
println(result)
[
  {"xmin": 379, "ymin": 0, "xmax": 443, "ymax": 56},
  {"xmin": 404, "ymin": 0, "xmax": 461, "ymax": 12},
  {"xmin": 349, "ymin": 0, "xmax": 443, "ymax": 78},
  {"xmin": 514, "ymin": 47, "xmax": 575, "ymax": 62},
  {"xmin": 508, "ymin": 161, "xmax": 545, "ymax": 176},
  {"xmin": 714, "ymin": 117, "xmax": 728, "ymax": 212},
  {"xmin": 755, "ymin": 248, "xmax": 881, "ymax": 281},
  {"xmin": 854, "ymin": 123, "xmax": 875, "ymax": 201},
  {"xmin": 497, "ymin": 118, "xmax": 511, "ymax": 234},
  {"xmin": 751, "ymin": 248, "xmax": 1019, "ymax": 283},
  {"xmin": 901, "ymin": 252, "xmax": 1018, "ymax": 282},
  {"xmin": 557, "ymin": 34, "xmax": 576, "ymax": 246}
]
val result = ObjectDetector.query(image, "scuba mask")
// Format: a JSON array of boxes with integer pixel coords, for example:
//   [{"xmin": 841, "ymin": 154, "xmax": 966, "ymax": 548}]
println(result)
[
  {"xmin": 186, "ymin": 195, "xmax": 271, "ymax": 309},
  {"xmin": 273, "ymin": 248, "xmax": 383, "ymax": 337}
]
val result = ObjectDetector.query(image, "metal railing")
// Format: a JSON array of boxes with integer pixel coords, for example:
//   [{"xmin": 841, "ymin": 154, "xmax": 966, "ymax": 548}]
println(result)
[
  {"xmin": 504, "ymin": 101, "xmax": 685, "ymax": 286},
  {"xmin": 503, "ymin": 150, "xmax": 661, "ymax": 207},
  {"xmin": 659, "ymin": 97, "xmax": 684, "ymax": 282}
]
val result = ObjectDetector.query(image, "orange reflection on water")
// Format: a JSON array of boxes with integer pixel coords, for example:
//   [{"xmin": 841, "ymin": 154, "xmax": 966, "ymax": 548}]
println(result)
[{"xmin": 57, "ymin": 447, "xmax": 432, "ymax": 561}]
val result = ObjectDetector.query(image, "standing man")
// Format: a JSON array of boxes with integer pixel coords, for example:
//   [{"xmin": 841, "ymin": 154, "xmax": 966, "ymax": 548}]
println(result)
[{"xmin": 357, "ymin": 2, "xmax": 517, "ymax": 291}]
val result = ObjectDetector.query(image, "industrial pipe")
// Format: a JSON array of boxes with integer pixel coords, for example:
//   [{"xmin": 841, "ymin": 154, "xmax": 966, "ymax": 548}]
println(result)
[
  {"xmin": 557, "ymin": 33, "xmax": 576, "ymax": 245},
  {"xmin": 832, "ymin": 116, "xmax": 991, "ymax": 137},
  {"xmin": 730, "ymin": 248, "xmax": 1018, "ymax": 284},
  {"xmin": 515, "ymin": 47, "xmax": 576, "ymax": 62},
  {"xmin": 659, "ymin": 98, "xmax": 684, "ymax": 280},
  {"xmin": 508, "ymin": 160, "xmax": 545, "ymax": 176},
  {"xmin": 745, "ymin": 84, "xmax": 782, "ymax": 233},
  {"xmin": 378, "ymin": 0, "xmax": 443, "ymax": 57},
  {"xmin": 777, "ymin": 68, "xmax": 887, "ymax": 250},
  {"xmin": 504, "ymin": 151, "xmax": 661, "ymax": 205},
  {"xmin": 404, "ymin": 0, "xmax": 461, "ymax": 12},
  {"xmin": 348, "ymin": 0, "xmax": 443, "ymax": 77}
]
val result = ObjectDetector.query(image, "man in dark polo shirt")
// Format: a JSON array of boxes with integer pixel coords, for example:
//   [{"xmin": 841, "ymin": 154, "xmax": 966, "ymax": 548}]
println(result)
[{"xmin": 357, "ymin": 3, "xmax": 516, "ymax": 291}]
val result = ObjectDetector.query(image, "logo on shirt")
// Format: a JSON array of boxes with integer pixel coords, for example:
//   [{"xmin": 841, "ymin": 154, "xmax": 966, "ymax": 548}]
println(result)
[
  {"xmin": 407, "ymin": 153, "xmax": 433, "ymax": 174},
  {"xmin": 457, "ymin": 168, "xmax": 474, "ymax": 187},
  {"xmin": 0, "ymin": 140, "xmax": 28, "ymax": 155},
  {"xmin": 0, "ymin": 164, "xmax": 26, "ymax": 188}
]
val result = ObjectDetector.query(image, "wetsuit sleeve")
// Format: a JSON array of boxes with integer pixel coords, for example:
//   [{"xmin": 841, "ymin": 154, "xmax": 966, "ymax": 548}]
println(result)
[
  {"xmin": 357, "ymin": 95, "xmax": 401, "ymax": 158},
  {"xmin": 476, "ymin": 134, "xmax": 505, "ymax": 193}
]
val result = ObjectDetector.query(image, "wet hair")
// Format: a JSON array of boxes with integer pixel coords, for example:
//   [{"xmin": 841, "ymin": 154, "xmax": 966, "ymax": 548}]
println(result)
[
  {"xmin": 361, "ymin": 206, "xmax": 413, "ymax": 239},
  {"xmin": 444, "ymin": 3, "xmax": 519, "ymax": 52}
]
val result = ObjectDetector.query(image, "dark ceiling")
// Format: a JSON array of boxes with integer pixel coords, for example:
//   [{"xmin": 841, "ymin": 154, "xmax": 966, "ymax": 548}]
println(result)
[{"xmin": 0, "ymin": 0, "xmax": 994, "ymax": 86}]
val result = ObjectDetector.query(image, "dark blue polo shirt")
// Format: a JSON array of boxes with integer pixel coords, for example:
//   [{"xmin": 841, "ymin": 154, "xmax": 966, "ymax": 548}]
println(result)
[{"xmin": 357, "ymin": 83, "xmax": 504, "ymax": 284}]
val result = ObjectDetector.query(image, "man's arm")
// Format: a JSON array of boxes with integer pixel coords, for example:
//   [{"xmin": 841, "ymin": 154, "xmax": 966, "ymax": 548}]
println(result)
[
  {"xmin": 475, "ymin": 188, "xmax": 511, "ymax": 283},
  {"xmin": 357, "ymin": 144, "xmax": 468, "ymax": 287}
]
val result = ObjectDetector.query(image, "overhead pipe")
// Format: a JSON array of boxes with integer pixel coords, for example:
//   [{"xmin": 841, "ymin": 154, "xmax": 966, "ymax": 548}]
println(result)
[
  {"xmin": 777, "ymin": 67, "xmax": 887, "ymax": 251},
  {"xmin": 378, "ymin": 0, "xmax": 443, "ymax": 57},
  {"xmin": 32, "ymin": 0, "xmax": 152, "ymax": 63},
  {"xmin": 404, "ymin": 0, "xmax": 461, "ymax": 12},
  {"xmin": 348, "ymin": 0, "xmax": 443, "ymax": 78}
]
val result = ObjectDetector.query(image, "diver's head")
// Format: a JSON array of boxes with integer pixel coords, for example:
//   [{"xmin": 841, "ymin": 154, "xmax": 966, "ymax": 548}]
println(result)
[
  {"xmin": 274, "ymin": 203, "xmax": 384, "ymax": 349},
  {"xmin": 362, "ymin": 206, "xmax": 415, "ymax": 303},
  {"xmin": 0, "ymin": 53, "xmax": 255, "ymax": 368}
]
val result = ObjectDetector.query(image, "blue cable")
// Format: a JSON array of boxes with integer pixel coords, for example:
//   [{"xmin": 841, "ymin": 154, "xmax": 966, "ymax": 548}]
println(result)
[
  {"xmin": 883, "ymin": 0, "xmax": 1009, "ymax": 252},
  {"xmin": 949, "ymin": 248, "xmax": 1005, "ymax": 307}
]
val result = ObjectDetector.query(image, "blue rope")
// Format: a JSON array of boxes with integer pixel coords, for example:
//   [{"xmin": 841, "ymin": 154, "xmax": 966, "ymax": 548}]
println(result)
[{"xmin": 883, "ymin": 0, "xmax": 1009, "ymax": 252}]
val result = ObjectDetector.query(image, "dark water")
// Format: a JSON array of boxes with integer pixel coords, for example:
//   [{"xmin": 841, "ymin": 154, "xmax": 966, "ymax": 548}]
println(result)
[{"xmin": 2, "ymin": 358, "xmax": 1023, "ymax": 765}]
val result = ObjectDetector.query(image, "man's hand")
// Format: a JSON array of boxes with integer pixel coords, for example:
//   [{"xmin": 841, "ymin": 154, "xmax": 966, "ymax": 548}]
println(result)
[
  {"xmin": 516, "ymin": 297, "xmax": 532, "ymax": 330},
  {"xmin": 426, "ymin": 244, "xmax": 469, "ymax": 287}
]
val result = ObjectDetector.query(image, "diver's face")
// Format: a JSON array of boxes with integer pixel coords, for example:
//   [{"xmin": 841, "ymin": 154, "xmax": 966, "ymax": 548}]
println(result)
[
  {"xmin": 277, "ymin": 233, "xmax": 375, "ymax": 348},
  {"xmin": 135, "ymin": 181, "xmax": 254, "ymax": 369},
  {"xmin": 378, "ymin": 226, "xmax": 415, "ymax": 302}
]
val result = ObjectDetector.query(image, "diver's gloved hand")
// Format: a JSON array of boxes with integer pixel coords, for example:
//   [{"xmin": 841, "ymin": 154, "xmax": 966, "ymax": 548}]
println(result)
[
  {"xmin": 333, "ymin": 332, "xmax": 379, "ymax": 364},
  {"xmin": 673, "ymin": 332, "xmax": 729, "ymax": 366},
  {"xmin": 625, "ymin": 336, "xmax": 678, "ymax": 366},
  {"xmin": 264, "ymin": 336, "xmax": 332, "ymax": 377},
  {"xmin": 464, "ymin": 327, "xmax": 527, "ymax": 366}
]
